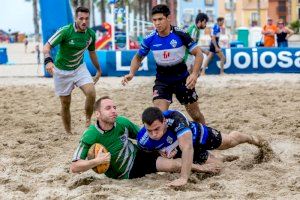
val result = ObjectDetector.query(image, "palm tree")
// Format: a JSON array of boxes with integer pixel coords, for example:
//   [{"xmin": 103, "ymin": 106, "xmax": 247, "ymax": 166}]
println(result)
[{"xmin": 25, "ymin": 0, "xmax": 40, "ymax": 41}]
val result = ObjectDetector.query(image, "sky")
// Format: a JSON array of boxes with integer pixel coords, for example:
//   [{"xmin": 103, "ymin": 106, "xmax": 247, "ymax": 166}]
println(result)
[
  {"xmin": 0, "ymin": 0, "xmax": 106, "ymax": 34},
  {"xmin": 1, "ymin": 0, "xmax": 35, "ymax": 34}
]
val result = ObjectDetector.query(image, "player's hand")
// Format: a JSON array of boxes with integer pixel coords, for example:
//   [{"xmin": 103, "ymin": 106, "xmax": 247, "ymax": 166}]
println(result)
[
  {"xmin": 45, "ymin": 62, "xmax": 55, "ymax": 75},
  {"xmin": 186, "ymin": 73, "xmax": 198, "ymax": 89},
  {"xmin": 167, "ymin": 177, "xmax": 188, "ymax": 187},
  {"xmin": 167, "ymin": 149, "xmax": 178, "ymax": 158},
  {"xmin": 95, "ymin": 147, "xmax": 111, "ymax": 164},
  {"xmin": 93, "ymin": 70, "xmax": 101, "ymax": 84},
  {"xmin": 121, "ymin": 73, "xmax": 134, "ymax": 86}
]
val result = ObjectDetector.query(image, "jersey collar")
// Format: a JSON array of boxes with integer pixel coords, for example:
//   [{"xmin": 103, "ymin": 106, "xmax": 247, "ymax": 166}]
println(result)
[
  {"xmin": 73, "ymin": 23, "xmax": 87, "ymax": 33},
  {"xmin": 95, "ymin": 120, "xmax": 116, "ymax": 134}
]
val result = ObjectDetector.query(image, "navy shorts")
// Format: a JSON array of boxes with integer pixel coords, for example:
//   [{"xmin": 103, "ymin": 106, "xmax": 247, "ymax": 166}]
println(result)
[
  {"xmin": 153, "ymin": 78, "xmax": 198, "ymax": 105},
  {"xmin": 209, "ymin": 42, "xmax": 221, "ymax": 53},
  {"xmin": 194, "ymin": 126, "xmax": 222, "ymax": 164},
  {"xmin": 128, "ymin": 149, "xmax": 159, "ymax": 179}
]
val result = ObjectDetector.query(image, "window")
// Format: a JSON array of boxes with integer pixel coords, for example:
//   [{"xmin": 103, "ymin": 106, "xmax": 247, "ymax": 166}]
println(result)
[
  {"xmin": 250, "ymin": 12, "xmax": 259, "ymax": 26},
  {"xmin": 206, "ymin": 10, "xmax": 215, "ymax": 23},
  {"xmin": 205, "ymin": 0, "xmax": 214, "ymax": 6}
]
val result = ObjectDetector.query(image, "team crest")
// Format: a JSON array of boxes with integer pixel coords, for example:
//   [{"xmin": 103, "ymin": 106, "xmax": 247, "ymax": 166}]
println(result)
[
  {"xmin": 166, "ymin": 136, "xmax": 173, "ymax": 144},
  {"xmin": 170, "ymin": 39, "xmax": 177, "ymax": 48}
]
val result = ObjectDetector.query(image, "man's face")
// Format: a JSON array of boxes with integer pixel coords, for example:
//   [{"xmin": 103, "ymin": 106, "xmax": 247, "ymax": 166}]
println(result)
[
  {"xmin": 95, "ymin": 99, "xmax": 118, "ymax": 124},
  {"xmin": 145, "ymin": 119, "xmax": 166, "ymax": 140},
  {"xmin": 196, "ymin": 20, "xmax": 207, "ymax": 29},
  {"xmin": 218, "ymin": 20, "xmax": 224, "ymax": 27},
  {"xmin": 268, "ymin": 19, "xmax": 273, "ymax": 25},
  {"xmin": 152, "ymin": 13, "xmax": 170, "ymax": 33},
  {"xmin": 76, "ymin": 12, "xmax": 90, "ymax": 31}
]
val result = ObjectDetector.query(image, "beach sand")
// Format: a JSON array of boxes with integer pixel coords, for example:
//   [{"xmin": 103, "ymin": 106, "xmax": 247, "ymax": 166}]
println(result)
[{"xmin": 0, "ymin": 43, "xmax": 299, "ymax": 199}]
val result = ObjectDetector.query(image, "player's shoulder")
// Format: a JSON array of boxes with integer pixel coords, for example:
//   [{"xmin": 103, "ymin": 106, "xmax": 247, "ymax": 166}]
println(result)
[
  {"xmin": 87, "ymin": 27, "xmax": 96, "ymax": 36},
  {"xmin": 173, "ymin": 26, "xmax": 188, "ymax": 35},
  {"xmin": 137, "ymin": 127, "xmax": 150, "ymax": 145},
  {"xmin": 144, "ymin": 30, "xmax": 157, "ymax": 40},
  {"xmin": 80, "ymin": 125, "xmax": 98, "ymax": 144}
]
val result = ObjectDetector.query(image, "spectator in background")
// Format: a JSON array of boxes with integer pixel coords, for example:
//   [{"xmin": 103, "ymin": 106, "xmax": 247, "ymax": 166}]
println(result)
[
  {"xmin": 24, "ymin": 36, "xmax": 29, "ymax": 53},
  {"xmin": 201, "ymin": 17, "xmax": 226, "ymax": 75},
  {"xmin": 35, "ymin": 45, "xmax": 40, "ymax": 64},
  {"xmin": 262, "ymin": 18, "xmax": 277, "ymax": 47},
  {"xmin": 276, "ymin": 19, "xmax": 294, "ymax": 47}
]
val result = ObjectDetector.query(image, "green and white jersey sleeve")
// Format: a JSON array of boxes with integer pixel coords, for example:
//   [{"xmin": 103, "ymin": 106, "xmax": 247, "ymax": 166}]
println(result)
[
  {"xmin": 187, "ymin": 24, "xmax": 200, "ymax": 42},
  {"xmin": 72, "ymin": 116, "xmax": 140, "ymax": 179}
]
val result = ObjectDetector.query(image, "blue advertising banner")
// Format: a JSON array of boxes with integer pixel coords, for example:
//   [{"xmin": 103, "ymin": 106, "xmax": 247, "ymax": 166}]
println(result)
[
  {"xmin": 83, "ymin": 47, "xmax": 300, "ymax": 77},
  {"xmin": 39, "ymin": 0, "xmax": 73, "ymax": 77},
  {"xmin": 206, "ymin": 47, "xmax": 300, "ymax": 74}
]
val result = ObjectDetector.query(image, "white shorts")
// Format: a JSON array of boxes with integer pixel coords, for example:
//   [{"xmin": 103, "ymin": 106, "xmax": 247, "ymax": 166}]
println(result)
[{"xmin": 53, "ymin": 63, "xmax": 93, "ymax": 96}]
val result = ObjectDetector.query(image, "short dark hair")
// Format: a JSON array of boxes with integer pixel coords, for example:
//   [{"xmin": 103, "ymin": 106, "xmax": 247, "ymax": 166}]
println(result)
[
  {"xmin": 142, "ymin": 107, "xmax": 164, "ymax": 125},
  {"xmin": 94, "ymin": 96, "xmax": 111, "ymax": 111},
  {"xmin": 195, "ymin": 13, "xmax": 209, "ymax": 24},
  {"xmin": 76, "ymin": 6, "xmax": 90, "ymax": 16},
  {"xmin": 151, "ymin": 4, "xmax": 170, "ymax": 17},
  {"xmin": 217, "ymin": 17, "xmax": 224, "ymax": 22}
]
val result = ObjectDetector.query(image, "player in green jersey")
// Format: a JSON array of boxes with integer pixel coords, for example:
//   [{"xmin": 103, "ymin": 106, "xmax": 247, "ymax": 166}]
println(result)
[
  {"xmin": 43, "ymin": 7, "xmax": 102, "ymax": 134},
  {"xmin": 70, "ymin": 96, "xmax": 218, "ymax": 186},
  {"xmin": 184, "ymin": 13, "xmax": 209, "ymax": 75}
]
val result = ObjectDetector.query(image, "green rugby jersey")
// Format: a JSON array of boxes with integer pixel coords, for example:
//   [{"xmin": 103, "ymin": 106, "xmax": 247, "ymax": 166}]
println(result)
[
  {"xmin": 48, "ymin": 23, "xmax": 96, "ymax": 70},
  {"xmin": 72, "ymin": 116, "xmax": 140, "ymax": 179},
  {"xmin": 184, "ymin": 24, "xmax": 200, "ymax": 62}
]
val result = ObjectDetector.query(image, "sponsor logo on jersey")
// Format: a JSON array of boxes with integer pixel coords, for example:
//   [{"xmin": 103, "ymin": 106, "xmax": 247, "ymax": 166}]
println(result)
[
  {"xmin": 163, "ymin": 51, "xmax": 170, "ymax": 59},
  {"xmin": 170, "ymin": 39, "xmax": 177, "ymax": 48},
  {"xmin": 69, "ymin": 40, "xmax": 75, "ymax": 45},
  {"xmin": 153, "ymin": 44, "xmax": 162, "ymax": 47}
]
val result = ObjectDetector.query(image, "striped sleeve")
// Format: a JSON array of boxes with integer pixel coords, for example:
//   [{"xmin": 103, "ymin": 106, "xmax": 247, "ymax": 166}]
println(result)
[
  {"xmin": 72, "ymin": 140, "xmax": 90, "ymax": 162},
  {"xmin": 47, "ymin": 26, "xmax": 67, "ymax": 47}
]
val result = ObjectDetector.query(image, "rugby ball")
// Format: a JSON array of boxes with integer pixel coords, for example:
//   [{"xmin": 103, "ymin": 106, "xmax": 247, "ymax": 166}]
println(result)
[{"xmin": 87, "ymin": 143, "xmax": 110, "ymax": 174}]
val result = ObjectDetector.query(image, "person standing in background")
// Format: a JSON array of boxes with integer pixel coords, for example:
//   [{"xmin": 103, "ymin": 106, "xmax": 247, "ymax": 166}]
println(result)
[
  {"xmin": 262, "ymin": 18, "xmax": 277, "ymax": 47},
  {"xmin": 276, "ymin": 19, "xmax": 294, "ymax": 47}
]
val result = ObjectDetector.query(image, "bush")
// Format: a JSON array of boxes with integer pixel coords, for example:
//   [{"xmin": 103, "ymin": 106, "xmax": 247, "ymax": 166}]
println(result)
[{"xmin": 289, "ymin": 20, "xmax": 300, "ymax": 34}]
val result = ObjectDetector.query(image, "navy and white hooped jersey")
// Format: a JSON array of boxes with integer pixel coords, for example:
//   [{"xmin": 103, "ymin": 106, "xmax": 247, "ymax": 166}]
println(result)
[
  {"xmin": 137, "ymin": 26, "xmax": 197, "ymax": 79},
  {"xmin": 137, "ymin": 110, "xmax": 210, "ymax": 156}
]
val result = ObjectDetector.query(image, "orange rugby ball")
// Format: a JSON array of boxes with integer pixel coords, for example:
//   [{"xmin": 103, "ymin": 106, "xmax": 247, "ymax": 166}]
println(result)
[{"xmin": 87, "ymin": 143, "xmax": 110, "ymax": 174}]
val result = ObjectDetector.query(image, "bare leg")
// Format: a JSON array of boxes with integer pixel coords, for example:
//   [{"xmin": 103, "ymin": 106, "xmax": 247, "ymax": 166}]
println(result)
[
  {"xmin": 201, "ymin": 52, "xmax": 213, "ymax": 76},
  {"xmin": 156, "ymin": 154, "xmax": 222, "ymax": 174},
  {"xmin": 80, "ymin": 83, "xmax": 96, "ymax": 127},
  {"xmin": 216, "ymin": 51, "xmax": 225, "ymax": 75},
  {"xmin": 60, "ymin": 95, "xmax": 72, "ymax": 134},
  {"xmin": 185, "ymin": 101, "xmax": 205, "ymax": 125},
  {"xmin": 217, "ymin": 131, "xmax": 262, "ymax": 150},
  {"xmin": 153, "ymin": 99, "xmax": 171, "ymax": 112}
]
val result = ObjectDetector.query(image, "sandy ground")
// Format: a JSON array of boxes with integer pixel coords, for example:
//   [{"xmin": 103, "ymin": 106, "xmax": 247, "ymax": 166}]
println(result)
[{"xmin": 0, "ymin": 43, "xmax": 300, "ymax": 199}]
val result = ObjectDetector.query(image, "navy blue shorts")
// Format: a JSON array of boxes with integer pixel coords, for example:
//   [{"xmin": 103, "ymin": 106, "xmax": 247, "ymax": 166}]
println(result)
[
  {"xmin": 128, "ymin": 149, "xmax": 159, "ymax": 179},
  {"xmin": 153, "ymin": 78, "xmax": 198, "ymax": 105},
  {"xmin": 193, "ymin": 126, "xmax": 222, "ymax": 164}
]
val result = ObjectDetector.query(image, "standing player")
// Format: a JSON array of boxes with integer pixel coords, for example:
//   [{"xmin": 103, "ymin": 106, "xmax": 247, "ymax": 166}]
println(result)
[
  {"xmin": 122, "ymin": 4, "xmax": 206, "ymax": 125},
  {"xmin": 43, "ymin": 7, "xmax": 102, "ymax": 134},
  {"xmin": 201, "ymin": 17, "xmax": 226, "ymax": 75},
  {"xmin": 184, "ymin": 12, "xmax": 209, "ymax": 74}
]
